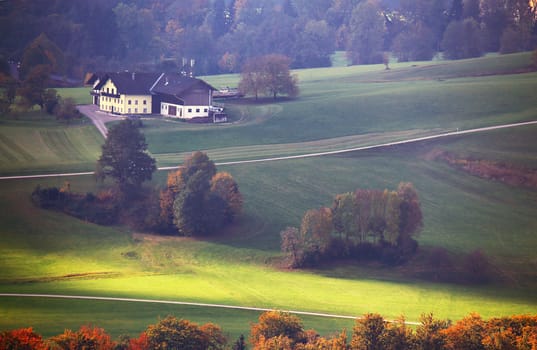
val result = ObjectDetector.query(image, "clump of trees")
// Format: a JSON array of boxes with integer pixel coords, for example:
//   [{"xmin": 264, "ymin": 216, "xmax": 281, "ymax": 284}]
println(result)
[
  {"xmin": 239, "ymin": 54, "xmax": 299, "ymax": 100},
  {"xmin": 281, "ymin": 183, "xmax": 423, "ymax": 268},
  {"xmin": 159, "ymin": 151, "xmax": 243, "ymax": 236},
  {"xmin": 33, "ymin": 121, "xmax": 242, "ymax": 236},
  {"xmin": 1, "ymin": 0, "xmax": 536, "ymax": 81},
  {"xmin": 33, "ymin": 119, "xmax": 157, "ymax": 226},
  {"xmin": 3, "ymin": 311, "xmax": 537, "ymax": 349}
]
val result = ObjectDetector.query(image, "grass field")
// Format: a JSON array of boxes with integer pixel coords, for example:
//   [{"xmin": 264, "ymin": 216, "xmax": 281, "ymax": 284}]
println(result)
[
  {"xmin": 143, "ymin": 52, "xmax": 537, "ymax": 166},
  {"xmin": 0, "ymin": 112, "xmax": 103, "ymax": 175},
  {"xmin": 1, "ymin": 53, "xmax": 536, "ymax": 340}
]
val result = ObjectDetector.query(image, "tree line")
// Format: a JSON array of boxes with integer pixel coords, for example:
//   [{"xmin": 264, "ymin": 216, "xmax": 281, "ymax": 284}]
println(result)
[
  {"xmin": 281, "ymin": 183, "xmax": 423, "ymax": 268},
  {"xmin": 2, "ymin": 311, "xmax": 537, "ymax": 349},
  {"xmin": 32, "ymin": 120, "xmax": 242, "ymax": 236},
  {"xmin": 1, "ymin": 0, "xmax": 535, "ymax": 80}
]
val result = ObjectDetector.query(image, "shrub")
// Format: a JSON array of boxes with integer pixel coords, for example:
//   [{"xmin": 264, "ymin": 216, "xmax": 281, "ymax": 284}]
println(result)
[{"xmin": 463, "ymin": 250, "xmax": 493, "ymax": 284}]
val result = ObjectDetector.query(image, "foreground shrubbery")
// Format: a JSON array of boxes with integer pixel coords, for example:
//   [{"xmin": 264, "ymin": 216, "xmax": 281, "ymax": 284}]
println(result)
[{"xmin": 2, "ymin": 311, "xmax": 537, "ymax": 350}]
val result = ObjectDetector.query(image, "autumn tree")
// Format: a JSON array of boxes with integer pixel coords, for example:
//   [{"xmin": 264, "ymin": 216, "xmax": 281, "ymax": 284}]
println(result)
[
  {"xmin": 441, "ymin": 313, "xmax": 486, "ymax": 350},
  {"xmin": 49, "ymin": 325, "xmax": 116, "ymax": 350},
  {"xmin": 171, "ymin": 152, "xmax": 219, "ymax": 235},
  {"xmin": 250, "ymin": 311, "xmax": 307, "ymax": 349},
  {"xmin": 414, "ymin": 313, "xmax": 450, "ymax": 350},
  {"xmin": 211, "ymin": 172, "xmax": 243, "ymax": 222},
  {"xmin": 392, "ymin": 24, "xmax": 436, "ymax": 62},
  {"xmin": 19, "ymin": 33, "xmax": 65, "ymax": 79},
  {"xmin": 280, "ymin": 226, "xmax": 303, "ymax": 268},
  {"xmin": 16, "ymin": 64, "xmax": 50, "ymax": 110},
  {"xmin": 0, "ymin": 327, "xmax": 47, "ymax": 350},
  {"xmin": 299, "ymin": 207, "xmax": 333, "ymax": 265},
  {"xmin": 239, "ymin": 54, "xmax": 298, "ymax": 100},
  {"xmin": 332, "ymin": 192, "xmax": 358, "ymax": 244},
  {"xmin": 381, "ymin": 316, "xmax": 415, "ymax": 350},
  {"xmin": 442, "ymin": 18, "xmax": 483, "ymax": 59},
  {"xmin": 96, "ymin": 119, "xmax": 156, "ymax": 195},
  {"xmin": 145, "ymin": 316, "xmax": 227, "ymax": 350},
  {"xmin": 346, "ymin": 0, "xmax": 385, "ymax": 65},
  {"xmin": 163, "ymin": 151, "xmax": 242, "ymax": 236},
  {"xmin": 351, "ymin": 313, "xmax": 386, "ymax": 350}
]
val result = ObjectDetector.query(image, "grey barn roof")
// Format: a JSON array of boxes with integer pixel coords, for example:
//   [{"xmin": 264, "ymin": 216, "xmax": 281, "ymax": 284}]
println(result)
[
  {"xmin": 151, "ymin": 73, "xmax": 216, "ymax": 96},
  {"xmin": 93, "ymin": 72, "xmax": 216, "ymax": 97}
]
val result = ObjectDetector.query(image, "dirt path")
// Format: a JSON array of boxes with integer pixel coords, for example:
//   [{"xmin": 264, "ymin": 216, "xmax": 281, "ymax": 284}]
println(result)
[{"xmin": 77, "ymin": 104, "xmax": 124, "ymax": 138}]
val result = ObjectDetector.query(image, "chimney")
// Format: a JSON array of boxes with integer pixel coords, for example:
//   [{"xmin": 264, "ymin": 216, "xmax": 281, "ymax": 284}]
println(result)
[{"xmin": 132, "ymin": 72, "xmax": 136, "ymax": 80}]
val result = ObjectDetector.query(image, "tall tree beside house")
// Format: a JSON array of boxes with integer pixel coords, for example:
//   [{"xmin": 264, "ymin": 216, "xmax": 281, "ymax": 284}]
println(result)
[
  {"xmin": 239, "ymin": 54, "xmax": 298, "ymax": 100},
  {"xmin": 96, "ymin": 119, "xmax": 156, "ymax": 196}
]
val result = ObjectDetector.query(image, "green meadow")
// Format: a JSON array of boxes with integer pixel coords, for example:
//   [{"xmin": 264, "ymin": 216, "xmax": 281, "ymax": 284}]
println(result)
[{"xmin": 1, "ymin": 52, "xmax": 536, "ymax": 339}]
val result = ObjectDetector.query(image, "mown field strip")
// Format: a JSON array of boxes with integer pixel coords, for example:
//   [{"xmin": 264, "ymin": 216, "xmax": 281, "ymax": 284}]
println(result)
[
  {"xmin": 0, "ymin": 293, "xmax": 420, "ymax": 325},
  {"xmin": 161, "ymin": 120, "xmax": 537, "ymax": 168},
  {"xmin": 154, "ymin": 128, "xmax": 444, "ymax": 166},
  {"xmin": 2, "ymin": 120, "xmax": 537, "ymax": 180}
]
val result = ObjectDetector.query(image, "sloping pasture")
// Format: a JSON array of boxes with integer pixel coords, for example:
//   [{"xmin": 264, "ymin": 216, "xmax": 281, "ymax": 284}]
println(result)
[
  {"xmin": 0, "ymin": 115, "xmax": 102, "ymax": 175},
  {"xmin": 0, "ymin": 53, "xmax": 536, "ymax": 339}
]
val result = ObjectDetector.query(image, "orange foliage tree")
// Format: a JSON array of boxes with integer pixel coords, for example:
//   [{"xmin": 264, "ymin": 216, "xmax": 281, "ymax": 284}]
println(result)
[
  {"xmin": 250, "ymin": 311, "xmax": 307, "ymax": 349},
  {"xmin": 351, "ymin": 313, "xmax": 386, "ymax": 350},
  {"xmin": 0, "ymin": 327, "xmax": 47, "ymax": 350},
  {"xmin": 210, "ymin": 171, "xmax": 243, "ymax": 222},
  {"xmin": 442, "ymin": 312, "xmax": 486, "ymax": 350},
  {"xmin": 48, "ymin": 325, "xmax": 116, "ymax": 350}
]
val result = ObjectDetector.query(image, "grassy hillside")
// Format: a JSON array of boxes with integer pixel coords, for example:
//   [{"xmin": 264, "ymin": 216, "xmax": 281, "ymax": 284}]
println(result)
[
  {"xmin": 1, "ymin": 126, "xmax": 537, "ymax": 338},
  {"xmin": 0, "ymin": 112, "xmax": 102, "ymax": 176},
  {"xmin": 0, "ymin": 53, "xmax": 536, "ymax": 339},
  {"xmin": 144, "ymin": 52, "xmax": 537, "ymax": 165}
]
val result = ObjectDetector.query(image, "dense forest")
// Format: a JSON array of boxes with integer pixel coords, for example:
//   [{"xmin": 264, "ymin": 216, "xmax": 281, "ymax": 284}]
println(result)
[{"xmin": 1, "ymin": 0, "xmax": 536, "ymax": 81}]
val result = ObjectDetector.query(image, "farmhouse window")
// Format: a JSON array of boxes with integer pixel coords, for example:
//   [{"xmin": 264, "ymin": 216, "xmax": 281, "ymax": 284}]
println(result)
[
  {"xmin": 204, "ymin": 108, "xmax": 208, "ymax": 112},
  {"xmin": 143, "ymin": 108, "xmax": 147, "ymax": 113},
  {"xmin": 188, "ymin": 108, "xmax": 192, "ymax": 113},
  {"xmin": 143, "ymin": 100, "xmax": 147, "ymax": 105},
  {"xmin": 135, "ymin": 100, "xmax": 138, "ymax": 105},
  {"xmin": 135, "ymin": 108, "xmax": 138, "ymax": 113},
  {"xmin": 196, "ymin": 108, "xmax": 200, "ymax": 113},
  {"xmin": 128, "ymin": 100, "xmax": 131, "ymax": 105},
  {"xmin": 128, "ymin": 108, "xmax": 131, "ymax": 113}
]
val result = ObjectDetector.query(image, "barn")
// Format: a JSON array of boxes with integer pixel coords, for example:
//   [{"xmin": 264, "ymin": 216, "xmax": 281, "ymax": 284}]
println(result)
[{"xmin": 88, "ymin": 72, "xmax": 225, "ymax": 122}]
